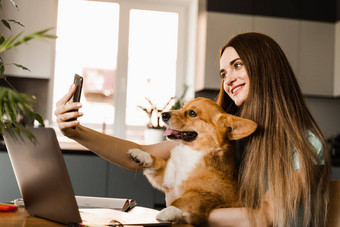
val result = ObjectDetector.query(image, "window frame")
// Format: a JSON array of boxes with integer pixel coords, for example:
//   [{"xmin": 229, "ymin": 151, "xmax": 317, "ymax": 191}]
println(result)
[{"xmin": 51, "ymin": 0, "xmax": 198, "ymax": 141}]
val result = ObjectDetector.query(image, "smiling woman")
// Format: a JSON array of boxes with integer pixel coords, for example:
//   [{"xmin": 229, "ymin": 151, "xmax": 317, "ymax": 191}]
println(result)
[
  {"xmin": 216, "ymin": 32, "xmax": 330, "ymax": 227},
  {"xmin": 219, "ymin": 48, "xmax": 250, "ymax": 107}
]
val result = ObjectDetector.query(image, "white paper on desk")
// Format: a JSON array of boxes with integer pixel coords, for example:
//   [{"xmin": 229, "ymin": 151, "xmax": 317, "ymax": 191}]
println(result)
[
  {"xmin": 75, "ymin": 196, "xmax": 136, "ymax": 211},
  {"xmin": 79, "ymin": 208, "xmax": 170, "ymax": 226}
]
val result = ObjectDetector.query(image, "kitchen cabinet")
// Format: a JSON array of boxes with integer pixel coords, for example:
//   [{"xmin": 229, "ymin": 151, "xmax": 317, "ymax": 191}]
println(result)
[
  {"xmin": 63, "ymin": 154, "xmax": 108, "ymax": 197},
  {"xmin": 332, "ymin": 167, "xmax": 340, "ymax": 180},
  {"xmin": 65, "ymin": 155, "xmax": 165, "ymax": 209},
  {"xmin": 0, "ymin": 152, "xmax": 21, "ymax": 202},
  {"xmin": 333, "ymin": 22, "xmax": 340, "ymax": 96},
  {"xmin": 1, "ymin": 0, "xmax": 58, "ymax": 79},
  {"xmin": 253, "ymin": 16, "xmax": 300, "ymax": 77},
  {"xmin": 107, "ymin": 164, "xmax": 161, "ymax": 209},
  {"xmin": 196, "ymin": 12, "xmax": 253, "ymax": 91},
  {"xmin": 64, "ymin": 152, "xmax": 166, "ymax": 209},
  {"xmin": 299, "ymin": 21, "xmax": 335, "ymax": 96},
  {"xmin": 196, "ymin": 12, "xmax": 340, "ymax": 97}
]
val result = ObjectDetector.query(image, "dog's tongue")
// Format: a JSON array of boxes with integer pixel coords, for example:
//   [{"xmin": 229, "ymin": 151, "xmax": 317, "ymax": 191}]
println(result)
[{"xmin": 164, "ymin": 128, "xmax": 180, "ymax": 137}]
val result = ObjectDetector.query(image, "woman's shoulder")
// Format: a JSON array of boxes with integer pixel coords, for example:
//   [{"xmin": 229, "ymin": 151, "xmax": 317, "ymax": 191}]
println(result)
[
  {"xmin": 292, "ymin": 130, "xmax": 325, "ymax": 170},
  {"xmin": 306, "ymin": 130, "xmax": 325, "ymax": 165}
]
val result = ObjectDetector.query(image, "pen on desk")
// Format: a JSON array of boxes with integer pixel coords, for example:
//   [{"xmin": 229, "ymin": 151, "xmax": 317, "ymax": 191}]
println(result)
[{"xmin": 0, "ymin": 203, "xmax": 18, "ymax": 212}]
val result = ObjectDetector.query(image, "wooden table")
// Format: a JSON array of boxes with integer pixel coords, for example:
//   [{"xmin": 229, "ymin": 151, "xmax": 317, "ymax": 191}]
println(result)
[
  {"xmin": 1, "ymin": 180, "xmax": 339, "ymax": 227},
  {"xmin": 0, "ymin": 207, "xmax": 193, "ymax": 227},
  {"xmin": 0, "ymin": 207, "xmax": 63, "ymax": 226}
]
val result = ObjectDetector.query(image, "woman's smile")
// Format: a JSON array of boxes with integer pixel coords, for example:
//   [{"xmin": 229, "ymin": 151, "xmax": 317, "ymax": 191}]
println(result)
[{"xmin": 231, "ymin": 83, "xmax": 245, "ymax": 95}]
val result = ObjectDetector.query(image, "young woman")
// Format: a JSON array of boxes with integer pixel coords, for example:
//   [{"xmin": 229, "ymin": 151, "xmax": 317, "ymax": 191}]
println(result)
[
  {"xmin": 54, "ymin": 32, "xmax": 330, "ymax": 226},
  {"xmin": 212, "ymin": 32, "xmax": 330, "ymax": 227}
]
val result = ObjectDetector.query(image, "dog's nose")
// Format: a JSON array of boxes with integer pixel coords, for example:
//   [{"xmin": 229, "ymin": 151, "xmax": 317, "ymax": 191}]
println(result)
[{"xmin": 161, "ymin": 112, "xmax": 171, "ymax": 122}]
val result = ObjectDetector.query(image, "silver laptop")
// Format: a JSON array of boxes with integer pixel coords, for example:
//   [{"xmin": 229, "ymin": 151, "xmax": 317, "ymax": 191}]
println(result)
[{"xmin": 3, "ymin": 127, "xmax": 170, "ymax": 226}]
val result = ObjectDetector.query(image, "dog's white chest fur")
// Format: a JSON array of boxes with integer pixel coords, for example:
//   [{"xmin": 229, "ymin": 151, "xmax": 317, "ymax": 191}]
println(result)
[{"xmin": 163, "ymin": 144, "xmax": 204, "ymax": 198}]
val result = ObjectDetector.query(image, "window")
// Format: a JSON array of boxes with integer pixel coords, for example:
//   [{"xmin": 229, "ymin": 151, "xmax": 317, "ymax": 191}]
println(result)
[{"xmin": 52, "ymin": 0, "xmax": 197, "ymax": 142}]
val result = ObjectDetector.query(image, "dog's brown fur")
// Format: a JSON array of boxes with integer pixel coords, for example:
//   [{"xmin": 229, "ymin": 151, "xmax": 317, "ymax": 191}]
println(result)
[{"xmin": 128, "ymin": 97, "xmax": 257, "ymax": 225}]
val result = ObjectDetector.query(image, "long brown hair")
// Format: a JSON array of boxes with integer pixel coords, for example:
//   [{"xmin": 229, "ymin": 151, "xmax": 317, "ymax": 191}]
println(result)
[{"xmin": 217, "ymin": 32, "xmax": 330, "ymax": 226}]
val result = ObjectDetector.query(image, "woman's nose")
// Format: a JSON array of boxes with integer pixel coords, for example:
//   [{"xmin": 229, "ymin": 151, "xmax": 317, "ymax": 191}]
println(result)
[{"xmin": 225, "ymin": 72, "xmax": 236, "ymax": 85}]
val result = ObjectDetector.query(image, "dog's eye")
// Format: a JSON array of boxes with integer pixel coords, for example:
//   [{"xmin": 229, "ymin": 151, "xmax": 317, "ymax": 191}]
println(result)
[{"xmin": 188, "ymin": 110, "xmax": 197, "ymax": 117}]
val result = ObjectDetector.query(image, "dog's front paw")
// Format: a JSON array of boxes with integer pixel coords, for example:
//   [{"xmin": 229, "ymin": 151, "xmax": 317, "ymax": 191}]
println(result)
[
  {"xmin": 128, "ymin": 149, "xmax": 153, "ymax": 168},
  {"xmin": 156, "ymin": 206, "xmax": 183, "ymax": 223}
]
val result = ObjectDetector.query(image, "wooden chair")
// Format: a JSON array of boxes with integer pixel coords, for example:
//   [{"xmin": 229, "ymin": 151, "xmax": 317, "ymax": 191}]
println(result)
[{"xmin": 327, "ymin": 180, "xmax": 340, "ymax": 226}]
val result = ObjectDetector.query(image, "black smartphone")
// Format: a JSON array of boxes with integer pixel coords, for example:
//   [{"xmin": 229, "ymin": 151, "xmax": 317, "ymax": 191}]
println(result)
[
  {"xmin": 68, "ymin": 74, "xmax": 83, "ymax": 122},
  {"xmin": 70, "ymin": 74, "xmax": 83, "ymax": 104}
]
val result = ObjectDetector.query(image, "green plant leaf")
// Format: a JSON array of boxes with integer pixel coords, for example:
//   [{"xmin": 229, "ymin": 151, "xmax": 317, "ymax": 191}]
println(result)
[
  {"xmin": 0, "ymin": 103, "xmax": 3, "ymax": 118},
  {"xmin": 0, "ymin": 63, "xmax": 4, "ymax": 74},
  {"xmin": 0, "ymin": 31, "xmax": 24, "ymax": 53},
  {"xmin": 29, "ymin": 111, "xmax": 44, "ymax": 126},
  {"xmin": 8, "ymin": 92, "xmax": 18, "ymax": 119},
  {"xmin": 16, "ymin": 102, "xmax": 25, "ymax": 114},
  {"xmin": 1, "ymin": 123, "xmax": 37, "ymax": 145},
  {"xmin": 0, "ymin": 86, "xmax": 6, "ymax": 100},
  {"xmin": 0, "ymin": 1, "xmax": 52, "ymax": 142},
  {"xmin": 5, "ymin": 28, "xmax": 56, "ymax": 51},
  {"xmin": 1, "ymin": 19, "xmax": 11, "ymax": 30},
  {"xmin": 8, "ymin": 0, "xmax": 18, "ymax": 10},
  {"xmin": 4, "ymin": 102, "xmax": 15, "ymax": 121},
  {"xmin": 0, "ymin": 88, "xmax": 5, "ymax": 118},
  {"xmin": 8, "ymin": 19, "xmax": 24, "ymax": 28},
  {"xmin": 23, "ymin": 102, "xmax": 34, "ymax": 112},
  {"xmin": 13, "ymin": 63, "xmax": 30, "ymax": 71},
  {"xmin": 0, "ymin": 28, "xmax": 56, "ymax": 53},
  {"xmin": 0, "ymin": 86, "xmax": 38, "ymax": 126}
]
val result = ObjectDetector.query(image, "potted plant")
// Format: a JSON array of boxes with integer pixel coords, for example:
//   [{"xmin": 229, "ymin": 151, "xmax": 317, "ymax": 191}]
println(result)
[
  {"xmin": 0, "ymin": 0, "xmax": 56, "ymax": 140},
  {"xmin": 170, "ymin": 85, "xmax": 188, "ymax": 111},
  {"xmin": 138, "ymin": 85, "xmax": 188, "ymax": 144},
  {"xmin": 138, "ymin": 97, "xmax": 173, "ymax": 144}
]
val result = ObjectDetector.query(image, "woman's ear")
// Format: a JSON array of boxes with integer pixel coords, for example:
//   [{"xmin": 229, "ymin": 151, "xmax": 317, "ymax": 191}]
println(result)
[{"xmin": 217, "ymin": 114, "xmax": 257, "ymax": 140}]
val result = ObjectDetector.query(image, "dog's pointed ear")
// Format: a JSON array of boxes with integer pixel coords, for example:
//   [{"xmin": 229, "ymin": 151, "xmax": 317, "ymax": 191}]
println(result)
[{"xmin": 217, "ymin": 114, "xmax": 257, "ymax": 140}]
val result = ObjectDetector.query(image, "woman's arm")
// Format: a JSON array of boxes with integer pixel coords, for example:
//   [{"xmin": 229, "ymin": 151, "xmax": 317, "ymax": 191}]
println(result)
[
  {"xmin": 70, "ymin": 125, "xmax": 175, "ymax": 170},
  {"xmin": 208, "ymin": 207, "xmax": 271, "ymax": 227},
  {"xmin": 54, "ymin": 84, "xmax": 177, "ymax": 170},
  {"xmin": 208, "ymin": 207, "xmax": 251, "ymax": 227},
  {"xmin": 208, "ymin": 191, "xmax": 273, "ymax": 227}
]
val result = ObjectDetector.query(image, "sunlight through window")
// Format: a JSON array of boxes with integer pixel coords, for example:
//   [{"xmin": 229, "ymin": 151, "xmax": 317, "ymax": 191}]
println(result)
[
  {"xmin": 126, "ymin": 9, "xmax": 178, "ymax": 127},
  {"xmin": 53, "ymin": 0, "xmax": 119, "ymax": 131}
]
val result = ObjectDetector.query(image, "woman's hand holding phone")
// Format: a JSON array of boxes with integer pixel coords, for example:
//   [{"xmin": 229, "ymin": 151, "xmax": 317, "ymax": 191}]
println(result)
[
  {"xmin": 54, "ymin": 74, "xmax": 83, "ymax": 137},
  {"xmin": 68, "ymin": 74, "xmax": 83, "ymax": 123}
]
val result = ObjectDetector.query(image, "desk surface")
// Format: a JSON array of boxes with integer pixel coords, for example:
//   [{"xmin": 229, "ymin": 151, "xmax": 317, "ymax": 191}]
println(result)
[{"xmin": 0, "ymin": 207, "xmax": 193, "ymax": 227}]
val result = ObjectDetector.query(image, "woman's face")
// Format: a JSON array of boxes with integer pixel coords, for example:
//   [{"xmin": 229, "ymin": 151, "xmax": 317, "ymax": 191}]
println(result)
[{"xmin": 219, "ymin": 47, "xmax": 250, "ymax": 106}]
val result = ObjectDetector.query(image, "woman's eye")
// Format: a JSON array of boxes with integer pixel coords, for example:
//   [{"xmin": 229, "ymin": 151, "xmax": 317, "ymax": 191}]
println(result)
[
  {"xmin": 234, "ymin": 62, "xmax": 243, "ymax": 69},
  {"xmin": 220, "ymin": 73, "xmax": 227, "ymax": 80},
  {"xmin": 188, "ymin": 110, "xmax": 197, "ymax": 117}
]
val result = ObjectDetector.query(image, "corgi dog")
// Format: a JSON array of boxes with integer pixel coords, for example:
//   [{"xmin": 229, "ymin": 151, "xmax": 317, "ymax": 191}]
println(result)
[{"xmin": 128, "ymin": 97, "xmax": 257, "ymax": 225}]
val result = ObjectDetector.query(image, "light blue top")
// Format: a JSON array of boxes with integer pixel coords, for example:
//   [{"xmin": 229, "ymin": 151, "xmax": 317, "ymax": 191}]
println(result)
[
  {"xmin": 291, "ymin": 131, "xmax": 325, "ymax": 226},
  {"xmin": 292, "ymin": 130, "xmax": 325, "ymax": 170}
]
